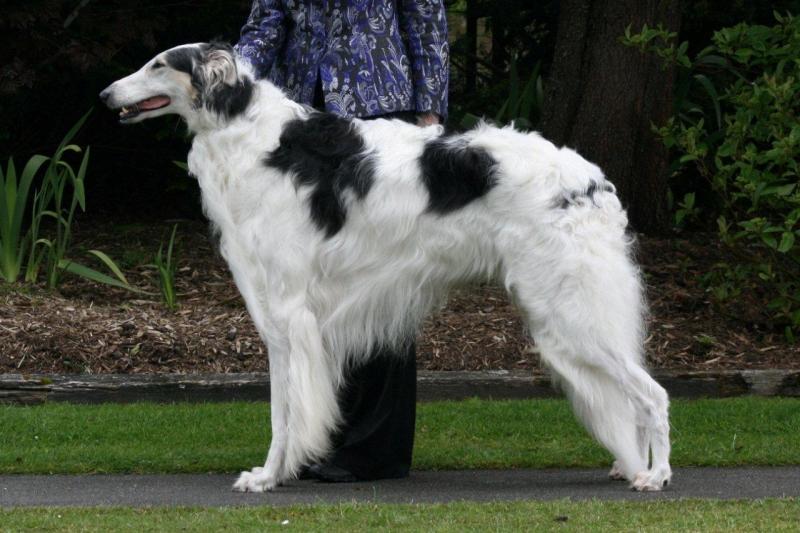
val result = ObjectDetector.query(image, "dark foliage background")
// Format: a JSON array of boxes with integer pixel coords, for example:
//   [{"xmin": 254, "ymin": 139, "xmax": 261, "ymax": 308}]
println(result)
[
  {"xmin": 1, "ymin": 0, "xmax": 798, "ymax": 221},
  {"xmin": 1, "ymin": 0, "xmax": 252, "ymax": 219}
]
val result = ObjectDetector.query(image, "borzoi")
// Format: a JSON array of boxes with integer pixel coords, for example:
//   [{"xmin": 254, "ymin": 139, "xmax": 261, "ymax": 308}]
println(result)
[{"xmin": 100, "ymin": 42, "xmax": 672, "ymax": 492}]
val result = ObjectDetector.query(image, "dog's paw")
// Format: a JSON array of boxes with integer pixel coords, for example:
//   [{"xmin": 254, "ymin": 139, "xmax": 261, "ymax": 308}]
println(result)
[
  {"xmin": 232, "ymin": 468, "xmax": 278, "ymax": 493},
  {"xmin": 631, "ymin": 467, "xmax": 672, "ymax": 492},
  {"xmin": 608, "ymin": 461, "xmax": 627, "ymax": 481}
]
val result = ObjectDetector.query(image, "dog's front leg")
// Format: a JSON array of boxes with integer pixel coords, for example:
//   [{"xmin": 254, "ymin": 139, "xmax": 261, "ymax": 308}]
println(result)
[
  {"xmin": 234, "ymin": 305, "xmax": 341, "ymax": 492},
  {"xmin": 263, "ymin": 335, "xmax": 290, "ymax": 482},
  {"xmin": 233, "ymin": 332, "xmax": 290, "ymax": 493},
  {"xmin": 281, "ymin": 307, "xmax": 342, "ymax": 476}
]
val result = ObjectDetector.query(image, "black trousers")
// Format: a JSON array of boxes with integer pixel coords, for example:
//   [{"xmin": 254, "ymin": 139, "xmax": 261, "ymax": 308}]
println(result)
[
  {"xmin": 312, "ymin": 81, "xmax": 418, "ymax": 480},
  {"xmin": 328, "ymin": 345, "xmax": 417, "ymax": 480}
]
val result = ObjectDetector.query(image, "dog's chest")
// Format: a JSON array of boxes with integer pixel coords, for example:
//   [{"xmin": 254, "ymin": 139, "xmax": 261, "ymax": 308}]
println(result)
[{"xmin": 189, "ymin": 136, "xmax": 266, "ymax": 222}]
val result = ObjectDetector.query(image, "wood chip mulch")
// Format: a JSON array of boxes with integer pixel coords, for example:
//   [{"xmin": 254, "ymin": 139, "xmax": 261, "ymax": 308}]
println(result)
[{"xmin": 1, "ymin": 221, "xmax": 797, "ymax": 375}]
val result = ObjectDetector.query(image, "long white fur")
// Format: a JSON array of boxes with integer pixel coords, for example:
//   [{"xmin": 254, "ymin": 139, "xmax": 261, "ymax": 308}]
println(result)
[{"xmin": 103, "ymin": 44, "xmax": 672, "ymax": 492}]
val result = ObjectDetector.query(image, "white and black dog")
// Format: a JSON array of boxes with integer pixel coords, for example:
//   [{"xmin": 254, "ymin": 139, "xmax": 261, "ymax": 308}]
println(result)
[{"xmin": 101, "ymin": 42, "xmax": 672, "ymax": 492}]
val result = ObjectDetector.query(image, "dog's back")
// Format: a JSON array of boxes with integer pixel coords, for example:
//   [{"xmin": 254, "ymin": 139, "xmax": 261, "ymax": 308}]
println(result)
[{"xmin": 257, "ymin": 115, "xmax": 630, "ymax": 360}]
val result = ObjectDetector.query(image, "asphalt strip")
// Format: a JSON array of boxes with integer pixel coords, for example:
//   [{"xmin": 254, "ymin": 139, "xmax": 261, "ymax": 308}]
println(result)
[{"xmin": 1, "ymin": 467, "xmax": 798, "ymax": 508}]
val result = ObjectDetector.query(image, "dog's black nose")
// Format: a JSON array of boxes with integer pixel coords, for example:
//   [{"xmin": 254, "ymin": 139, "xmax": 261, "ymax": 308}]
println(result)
[{"xmin": 99, "ymin": 88, "xmax": 111, "ymax": 104}]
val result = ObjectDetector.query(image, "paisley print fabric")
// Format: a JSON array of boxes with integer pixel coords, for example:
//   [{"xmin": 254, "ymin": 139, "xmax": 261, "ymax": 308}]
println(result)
[{"xmin": 234, "ymin": 0, "xmax": 449, "ymax": 119}]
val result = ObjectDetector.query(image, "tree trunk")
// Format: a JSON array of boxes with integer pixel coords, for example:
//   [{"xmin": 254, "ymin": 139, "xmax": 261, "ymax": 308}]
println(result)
[{"xmin": 541, "ymin": 0, "xmax": 681, "ymax": 234}]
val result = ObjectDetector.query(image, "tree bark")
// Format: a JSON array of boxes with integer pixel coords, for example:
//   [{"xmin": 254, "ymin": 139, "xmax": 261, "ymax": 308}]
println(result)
[{"xmin": 541, "ymin": 0, "xmax": 681, "ymax": 234}]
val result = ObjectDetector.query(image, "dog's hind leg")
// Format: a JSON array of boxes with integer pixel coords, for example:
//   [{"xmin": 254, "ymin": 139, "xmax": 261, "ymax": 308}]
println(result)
[
  {"xmin": 506, "ymin": 235, "xmax": 670, "ymax": 490},
  {"xmin": 539, "ymin": 349, "xmax": 649, "ymax": 483},
  {"xmin": 609, "ymin": 423, "xmax": 649, "ymax": 480}
]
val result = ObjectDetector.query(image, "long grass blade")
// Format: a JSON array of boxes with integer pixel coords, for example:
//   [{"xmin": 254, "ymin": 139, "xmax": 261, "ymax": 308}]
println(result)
[
  {"xmin": 59, "ymin": 259, "xmax": 150, "ymax": 294},
  {"xmin": 87, "ymin": 249, "xmax": 129, "ymax": 285},
  {"xmin": 693, "ymin": 73, "xmax": 722, "ymax": 131},
  {"xmin": 507, "ymin": 56, "xmax": 521, "ymax": 120},
  {"xmin": 1, "ymin": 155, "xmax": 49, "ymax": 282},
  {"xmin": 459, "ymin": 113, "xmax": 482, "ymax": 129},
  {"xmin": 518, "ymin": 62, "xmax": 541, "ymax": 121},
  {"xmin": 166, "ymin": 224, "xmax": 178, "ymax": 270},
  {"xmin": 3, "ymin": 159, "xmax": 17, "ymax": 227},
  {"xmin": 55, "ymin": 110, "xmax": 92, "ymax": 154},
  {"xmin": 73, "ymin": 147, "xmax": 90, "ymax": 211}
]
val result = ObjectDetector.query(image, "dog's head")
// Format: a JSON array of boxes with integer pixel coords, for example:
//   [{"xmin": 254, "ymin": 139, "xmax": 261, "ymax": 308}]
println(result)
[{"xmin": 100, "ymin": 42, "xmax": 253, "ymax": 126}]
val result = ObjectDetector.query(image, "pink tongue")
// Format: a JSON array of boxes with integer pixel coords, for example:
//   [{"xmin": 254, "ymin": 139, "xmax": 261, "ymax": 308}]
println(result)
[{"xmin": 138, "ymin": 96, "xmax": 170, "ymax": 110}]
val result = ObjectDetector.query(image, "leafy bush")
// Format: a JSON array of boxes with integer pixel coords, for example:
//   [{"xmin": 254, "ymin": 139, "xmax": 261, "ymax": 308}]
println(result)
[
  {"xmin": 1, "ymin": 112, "xmax": 138, "ymax": 292},
  {"xmin": 0, "ymin": 155, "xmax": 49, "ymax": 282},
  {"xmin": 459, "ymin": 58, "xmax": 544, "ymax": 130},
  {"xmin": 625, "ymin": 13, "xmax": 800, "ymax": 338}
]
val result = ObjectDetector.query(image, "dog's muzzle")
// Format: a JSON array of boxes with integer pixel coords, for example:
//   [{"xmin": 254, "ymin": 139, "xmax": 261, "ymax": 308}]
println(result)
[{"xmin": 99, "ymin": 85, "xmax": 171, "ymax": 122}]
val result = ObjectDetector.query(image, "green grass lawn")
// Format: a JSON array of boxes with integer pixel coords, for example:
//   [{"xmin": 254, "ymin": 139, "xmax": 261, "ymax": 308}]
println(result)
[
  {"xmin": 1, "ymin": 397, "xmax": 798, "ymax": 474},
  {"xmin": 2, "ymin": 500, "xmax": 799, "ymax": 532}
]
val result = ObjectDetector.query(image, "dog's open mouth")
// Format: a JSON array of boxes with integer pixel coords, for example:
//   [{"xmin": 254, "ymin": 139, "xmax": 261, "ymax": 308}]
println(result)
[{"xmin": 119, "ymin": 95, "xmax": 171, "ymax": 121}]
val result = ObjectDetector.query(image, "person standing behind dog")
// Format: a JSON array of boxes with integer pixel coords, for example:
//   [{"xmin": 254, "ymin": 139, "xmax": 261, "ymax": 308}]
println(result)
[{"xmin": 234, "ymin": 0, "xmax": 449, "ymax": 482}]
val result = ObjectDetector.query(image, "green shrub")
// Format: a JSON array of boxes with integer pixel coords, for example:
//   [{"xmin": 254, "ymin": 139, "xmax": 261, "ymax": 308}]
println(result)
[
  {"xmin": 0, "ymin": 155, "xmax": 49, "ymax": 282},
  {"xmin": 458, "ymin": 58, "xmax": 544, "ymax": 131},
  {"xmin": 2, "ymin": 111, "xmax": 140, "ymax": 293},
  {"xmin": 625, "ymin": 13, "xmax": 800, "ymax": 339}
]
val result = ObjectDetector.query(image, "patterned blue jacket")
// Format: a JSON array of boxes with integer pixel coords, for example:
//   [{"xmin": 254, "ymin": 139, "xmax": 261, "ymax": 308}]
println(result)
[{"xmin": 234, "ymin": 0, "xmax": 449, "ymax": 119}]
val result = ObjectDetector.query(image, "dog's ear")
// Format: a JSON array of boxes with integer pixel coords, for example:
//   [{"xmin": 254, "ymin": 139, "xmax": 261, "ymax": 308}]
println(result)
[
  {"xmin": 198, "ymin": 42, "xmax": 253, "ymax": 119},
  {"xmin": 196, "ymin": 43, "xmax": 238, "ymax": 94}
]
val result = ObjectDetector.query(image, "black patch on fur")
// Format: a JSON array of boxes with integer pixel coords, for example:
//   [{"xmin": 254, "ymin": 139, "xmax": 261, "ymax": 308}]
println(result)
[
  {"xmin": 207, "ymin": 76, "xmax": 253, "ymax": 119},
  {"xmin": 166, "ymin": 43, "xmax": 253, "ymax": 119},
  {"xmin": 419, "ymin": 136, "xmax": 498, "ymax": 213},
  {"xmin": 264, "ymin": 113, "xmax": 375, "ymax": 237},
  {"xmin": 558, "ymin": 181, "xmax": 615, "ymax": 209},
  {"xmin": 166, "ymin": 47, "xmax": 203, "ymax": 77}
]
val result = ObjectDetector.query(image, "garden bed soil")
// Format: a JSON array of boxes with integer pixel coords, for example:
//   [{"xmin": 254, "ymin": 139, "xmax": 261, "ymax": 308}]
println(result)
[{"xmin": 1, "ymin": 220, "xmax": 797, "ymax": 375}]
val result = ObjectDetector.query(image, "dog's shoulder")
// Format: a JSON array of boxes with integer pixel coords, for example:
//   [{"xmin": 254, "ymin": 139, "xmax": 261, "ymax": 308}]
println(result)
[{"xmin": 263, "ymin": 112, "xmax": 373, "ymax": 237}]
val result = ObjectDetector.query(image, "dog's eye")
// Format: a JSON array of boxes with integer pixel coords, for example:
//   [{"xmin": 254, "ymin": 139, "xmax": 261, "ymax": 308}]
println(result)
[{"xmin": 152, "ymin": 61, "xmax": 165, "ymax": 70}]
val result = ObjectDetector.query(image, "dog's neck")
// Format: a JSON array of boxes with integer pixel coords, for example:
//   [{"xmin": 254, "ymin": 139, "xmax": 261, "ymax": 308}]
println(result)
[
  {"xmin": 186, "ymin": 73, "xmax": 306, "ymax": 191},
  {"xmin": 185, "ymin": 64, "xmax": 304, "ymax": 136}
]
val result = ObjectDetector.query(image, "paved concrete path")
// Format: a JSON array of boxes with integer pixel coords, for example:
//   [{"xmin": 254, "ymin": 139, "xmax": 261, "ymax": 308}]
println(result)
[{"xmin": 1, "ymin": 467, "xmax": 798, "ymax": 507}]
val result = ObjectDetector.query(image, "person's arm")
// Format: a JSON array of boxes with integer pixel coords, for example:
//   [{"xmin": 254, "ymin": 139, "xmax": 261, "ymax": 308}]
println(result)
[
  {"xmin": 234, "ymin": 0, "xmax": 286, "ymax": 78},
  {"xmin": 398, "ymin": 0, "xmax": 449, "ymax": 124}
]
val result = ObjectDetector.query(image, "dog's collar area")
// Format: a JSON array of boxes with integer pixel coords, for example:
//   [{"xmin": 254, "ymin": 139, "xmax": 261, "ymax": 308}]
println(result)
[{"xmin": 118, "ymin": 95, "xmax": 171, "ymax": 121}]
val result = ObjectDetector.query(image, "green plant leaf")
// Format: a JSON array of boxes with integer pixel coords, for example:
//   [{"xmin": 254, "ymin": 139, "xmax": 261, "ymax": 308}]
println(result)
[
  {"xmin": 518, "ymin": 62, "xmax": 541, "ymax": 122},
  {"xmin": 56, "ymin": 110, "xmax": 92, "ymax": 154},
  {"xmin": 761, "ymin": 183, "xmax": 796, "ymax": 197},
  {"xmin": 460, "ymin": 113, "xmax": 483, "ymax": 130},
  {"xmin": 693, "ymin": 74, "xmax": 722, "ymax": 131},
  {"xmin": 87, "ymin": 250, "xmax": 129, "ymax": 285},
  {"xmin": 761, "ymin": 234, "xmax": 778, "ymax": 249},
  {"xmin": 493, "ymin": 100, "xmax": 508, "ymax": 124},
  {"xmin": 166, "ymin": 224, "xmax": 178, "ymax": 269},
  {"xmin": 777, "ymin": 232, "xmax": 795, "ymax": 253},
  {"xmin": 73, "ymin": 147, "xmax": 90, "ymax": 212},
  {"xmin": 507, "ymin": 56, "xmax": 520, "ymax": 120},
  {"xmin": 58, "ymin": 259, "xmax": 150, "ymax": 294},
  {"xmin": 0, "ymin": 155, "xmax": 50, "ymax": 282}
]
